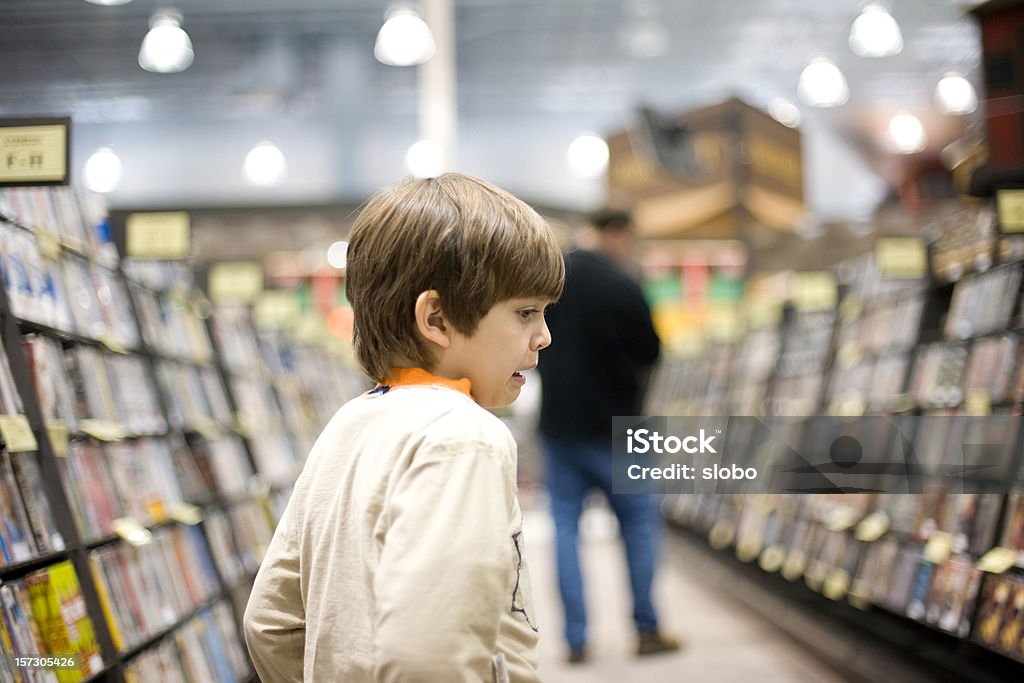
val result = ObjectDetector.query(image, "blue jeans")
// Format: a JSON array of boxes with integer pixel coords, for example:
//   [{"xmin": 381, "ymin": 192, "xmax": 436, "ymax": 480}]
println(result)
[{"xmin": 542, "ymin": 437, "xmax": 661, "ymax": 651}]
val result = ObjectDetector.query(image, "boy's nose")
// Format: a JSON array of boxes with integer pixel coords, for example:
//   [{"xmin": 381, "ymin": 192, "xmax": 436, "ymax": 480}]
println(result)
[{"xmin": 533, "ymin": 319, "xmax": 552, "ymax": 350}]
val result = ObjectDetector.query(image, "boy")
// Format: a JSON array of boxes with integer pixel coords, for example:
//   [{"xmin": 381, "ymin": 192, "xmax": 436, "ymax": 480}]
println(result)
[{"xmin": 243, "ymin": 173, "xmax": 564, "ymax": 682}]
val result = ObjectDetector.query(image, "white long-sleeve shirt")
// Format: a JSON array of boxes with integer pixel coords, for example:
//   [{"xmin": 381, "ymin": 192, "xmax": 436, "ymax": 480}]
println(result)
[{"xmin": 243, "ymin": 380, "xmax": 541, "ymax": 682}]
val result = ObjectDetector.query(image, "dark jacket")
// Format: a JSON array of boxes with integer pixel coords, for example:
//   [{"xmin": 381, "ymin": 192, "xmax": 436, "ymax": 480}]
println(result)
[{"xmin": 538, "ymin": 248, "xmax": 661, "ymax": 442}]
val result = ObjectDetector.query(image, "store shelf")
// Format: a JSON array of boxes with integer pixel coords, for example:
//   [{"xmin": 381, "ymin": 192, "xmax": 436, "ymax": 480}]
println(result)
[{"xmin": 667, "ymin": 524, "xmax": 1024, "ymax": 683}]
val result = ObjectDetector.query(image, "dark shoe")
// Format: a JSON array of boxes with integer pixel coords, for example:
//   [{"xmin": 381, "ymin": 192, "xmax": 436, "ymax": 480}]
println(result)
[
  {"xmin": 567, "ymin": 647, "xmax": 588, "ymax": 664},
  {"xmin": 637, "ymin": 631, "xmax": 681, "ymax": 656}
]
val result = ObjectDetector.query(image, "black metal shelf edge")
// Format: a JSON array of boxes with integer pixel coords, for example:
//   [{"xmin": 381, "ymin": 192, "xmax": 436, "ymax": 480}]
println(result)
[{"xmin": 0, "ymin": 549, "xmax": 71, "ymax": 580}]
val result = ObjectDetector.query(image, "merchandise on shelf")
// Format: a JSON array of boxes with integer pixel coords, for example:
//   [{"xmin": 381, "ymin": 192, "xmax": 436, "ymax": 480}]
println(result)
[{"xmin": 653, "ymin": 198, "xmax": 1024, "ymax": 666}]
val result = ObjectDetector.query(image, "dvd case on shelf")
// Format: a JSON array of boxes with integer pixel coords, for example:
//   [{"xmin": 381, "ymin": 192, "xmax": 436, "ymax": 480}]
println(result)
[
  {"xmin": 193, "ymin": 436, "xmax": 254, "ymax": 500},
  {"xmin": 65, "ymin": 346, "xmax": 117, "ymax": 425},
  {"xmin": 90, "ymin": 266, "xmax": 138, "ymax": 350},
  {"xmin": 1, "ymin": 579, "xmax": 57, "ymax": 683},
  {"xmin": 0, "ymin": 342, "xmax": 24, "ymax": 417},
  {"xmin": 62, "ymin": 441, "xmax": 123, "ymax": 542},
  {"xmin": 89, "ymin": 525, "xmax": 222, "ymax": 653},
  {"xmin": 925, "ymin": 554, "xmax": 982, "ymax": 637},
  {"xmin": 8, "ymin": 450, "xmax": 63, "ymax": 553},
  {"xmin": 202, "ymin": 511, "xmax": 244, "ymax": 588},
  {"xmin": 228, "ymin": 500, "xmax": 274, "ymax": 574},
  {"xmin": 60, "ymin": 257, "xmax": 105, "ymax": 339},
  {"xmin": 974, "ymin": 573, "xmax": 1024, "ymax": 659},
  {"xmin": 210, "ymin": 307, "xmax": 263, "ymax": 376},
  {"xmin": 167, "ymin": 434, "xmax": 217, "ymax": 507},
  {"xmin": 0, "ymin": 447, "xmax": 37, "ymax": 565},
  {"xmin": 963, "ymin": 334, "xmax": 1019, "ymax": 403},
  {"xmin": 24, "ymin": 560, "xmax": 104, "ymax": 682},
  {"xmin": 909, "ymin": 345, "xmax": 968, "ymax": 408},
  {"xmin": 123, "ymin": 638, "xmax": 188, "ymax": 683},
  {"xmin": 23, "ymin": 336, "xmax": 77, "ymax": 432},
  {"xmin": 104, "ymin": 439, "xmax": 184, "ymax": 527},
  {"xmin": 944, "ymin": 265, "xmax": 1022, "ymax": 341},
  {"xmin": 1002, "ymin": 493, "xmax": 1024, "ymax": 567},
  {"xmin": 104, "ymin": 355, "xmax": 165, "ymax": 436}
]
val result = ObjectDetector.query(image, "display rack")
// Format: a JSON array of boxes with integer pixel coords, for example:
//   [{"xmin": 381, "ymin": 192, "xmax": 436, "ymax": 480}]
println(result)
[
  {"xmin": 0, "ymin": 185, "xmax": 361, "ymax": 683},
  {"xmin": 655, "ymin": 197, "xmax": 1024, "ymax": 671}
]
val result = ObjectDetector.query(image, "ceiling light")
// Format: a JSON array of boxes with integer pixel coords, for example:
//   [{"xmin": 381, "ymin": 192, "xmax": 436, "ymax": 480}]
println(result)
[
  {"xmin": 849, "ymin": 3, "xmax": 903, "ymax": 58},
  {"xmin": 768, "ymin": 97, "xmax": 801, "ymax": 127},
  {"xmin": 797, "ymin": 57, "xmax": 849, "ymax": 108},
  {"xmin": 138, "ymin": 9, "xmax": 194, "ymax": 73},
  {"xmin": 887, "ymin": 113, "xmax": 927, "ymax": 154},
  {"xmin": 326, "ymin": 241, "xmax": 348, "ymax": 270},
  {"xmin": 934, "ymin": 72, "xmax": 978, "ymax": 115},
  {"xmin": 243, "ymin": 141, "xmax": 287, "ymax": 186},
  {"xmin": 405, "ymin": 140, "xmax": 444, "ymax": 178},
  {"xmin": 85, "ymin": 0, "xmax": 133, "ymax": 5},
  {"xmin": 374, "ymin": 6, "xmax": 436, "ymax": 67},
  {"xmin": 83, "ymin": 147, "xmax": 123, "ymax": 193},
  {"xmin": 567, "ymin": 133, "xmax": 609, "ymax": 178}
]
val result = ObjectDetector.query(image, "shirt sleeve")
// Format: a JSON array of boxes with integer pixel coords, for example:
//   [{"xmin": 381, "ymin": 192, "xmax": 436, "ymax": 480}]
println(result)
[
  {"xmin": 373, "ymin": 438, "xmax": 515, "ymax": 683},
  {"xmin": 243, "ymin": 505, "xmax": 306, "ymax": 683},
  {"xmin": 613, "ymin": 276, "xmax": 661, "ymax": 368}
]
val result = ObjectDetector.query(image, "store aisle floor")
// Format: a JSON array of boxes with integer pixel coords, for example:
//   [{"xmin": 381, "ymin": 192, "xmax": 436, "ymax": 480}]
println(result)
[{"xmin": 524, "ymin": 505, "xmax": 852, "ymax": 683}]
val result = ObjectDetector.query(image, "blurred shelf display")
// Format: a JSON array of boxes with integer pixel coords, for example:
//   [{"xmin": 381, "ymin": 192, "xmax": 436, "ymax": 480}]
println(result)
[
  {"xmin": 0, "ymin": 184, "xmax": 364, "ymax": 682},
  {"xmin": 650, "ymin": 194, "xmax": 1024, "ymax": 668}
]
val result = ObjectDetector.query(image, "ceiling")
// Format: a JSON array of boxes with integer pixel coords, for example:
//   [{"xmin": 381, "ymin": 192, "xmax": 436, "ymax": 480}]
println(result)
[{"xmin": 0, "ymin": 0, "xmax": 987, "ymax": 234}]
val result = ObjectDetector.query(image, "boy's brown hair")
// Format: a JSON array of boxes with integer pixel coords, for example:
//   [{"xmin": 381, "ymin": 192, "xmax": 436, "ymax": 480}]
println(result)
[{"xmin": 346, "ymin": 173, "xmax": 565, "ymax": 383}]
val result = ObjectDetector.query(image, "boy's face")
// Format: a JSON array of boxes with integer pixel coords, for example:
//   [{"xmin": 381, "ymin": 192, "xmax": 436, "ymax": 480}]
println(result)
[{"xmin": 437, "ymin": 297, "xmax": 553, "ymax": 409}]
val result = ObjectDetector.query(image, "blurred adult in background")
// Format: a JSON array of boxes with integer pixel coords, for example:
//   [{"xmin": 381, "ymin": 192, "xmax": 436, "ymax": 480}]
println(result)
[{"xmin": 537, "ymin": 208, "xmax": 679, "ymax": 664}]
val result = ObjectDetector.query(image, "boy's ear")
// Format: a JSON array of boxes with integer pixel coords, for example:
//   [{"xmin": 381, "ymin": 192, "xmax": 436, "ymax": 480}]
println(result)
[{"xmin": 414, "ymin": 290, "xmax": 452, "ymax": 349}]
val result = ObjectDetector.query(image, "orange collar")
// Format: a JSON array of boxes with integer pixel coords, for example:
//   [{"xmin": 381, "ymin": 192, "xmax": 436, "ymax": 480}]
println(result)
[{"xmin": 369, "ymin": 367, "xmax": 473, "ymax": 398}]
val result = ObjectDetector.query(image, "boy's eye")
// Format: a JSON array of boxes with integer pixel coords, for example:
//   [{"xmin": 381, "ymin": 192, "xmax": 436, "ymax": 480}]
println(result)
[{"xmin": 518, "ymin": 309, "xmax": 539, "ymax": 320}]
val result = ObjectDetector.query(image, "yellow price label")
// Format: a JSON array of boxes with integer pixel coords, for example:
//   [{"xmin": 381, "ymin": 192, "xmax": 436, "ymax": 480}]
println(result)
[
  {"xmin": 79, "ymin": 418, "xmax": 127, "ymax": 442},
  {"xmin": 0, "ymin": 414, "xmax": 37, "ymax": 453},
  {"xmin": 45, "ymin": 420, "xmax": 69, "ymax": 457},
  {"xmin": 126, "ymin": 211, "xmax": 191, "ymax": 259},
  {"xmin": 745, "ymin": 301, "xmax": 782, "ymax": 328},
  {"xmin": 192, "ymin": 419, "xmax": 220, "ymax": 440},
  {"xmin": 254, "ymin": 290, "xmax": 301, "ymax": 330},
  {"xmin": 759, "ymin": 545, "xmax": 786, "ymax": 573},
  {"xmin": 208, "ymin": 262, "xmax": 264, "ymax": 304},
  {"xmin": 965, "ymin": 389, "xmax": 991, "ymax": 417},
  {"xmin": 924, "ymin": 531, "xmax": 954, "ymax": 564},
  {"xmin": 823, "ymin": 569, "xmax": 851, "ymax": 601},
  {"xmin": 98, "ymin": 332, "xmax": 129, "ymax": 355},
  {"xmin": 36, "ymin": 228, "xmax": 61, "ymax": 260},
  {"xmin": 736, "ymin": 537, "xmax": 762, "ymax": 563},
  {"xmin": 0, "ymin": 122, "xmax": 68, "ymax": 184},
  {"xmin": 826, "ymin": 506, "xmax": 861, "ymax": 532},
  {"xmin": 781, "ymin": 550, "xmax": 806, "ymax": 582},
  {"xmin": 876, "ymin": 237, "xmax": 927, "ymax": 279},
  {"xmin": 890, "ymin": 393, "xmax": 915, "ymax": 413},
  {"xmin": 855, "ymin": 511, "xmax": 890, "ymax": 542},
  {"xmin": 792, "ymin": 272, "xmax": 837, "ymax": 312},
  {"xmin": 168, "ymin": 502, "xmax": 204, "ymax": 526},
  {"xmin": 708, "ymin": 519, "xmax": 737, "ymax": 550},
  {"xmin": 977, "ymin": 547, "xmax": 1017, "ymax": 574},
  {"xmin": 110, "ymin": 518, "xmax": 153, "ymax": 546},
  {"xmin": 997, "ymin": 189, "xmax": 1024, "ymax": 233}
]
